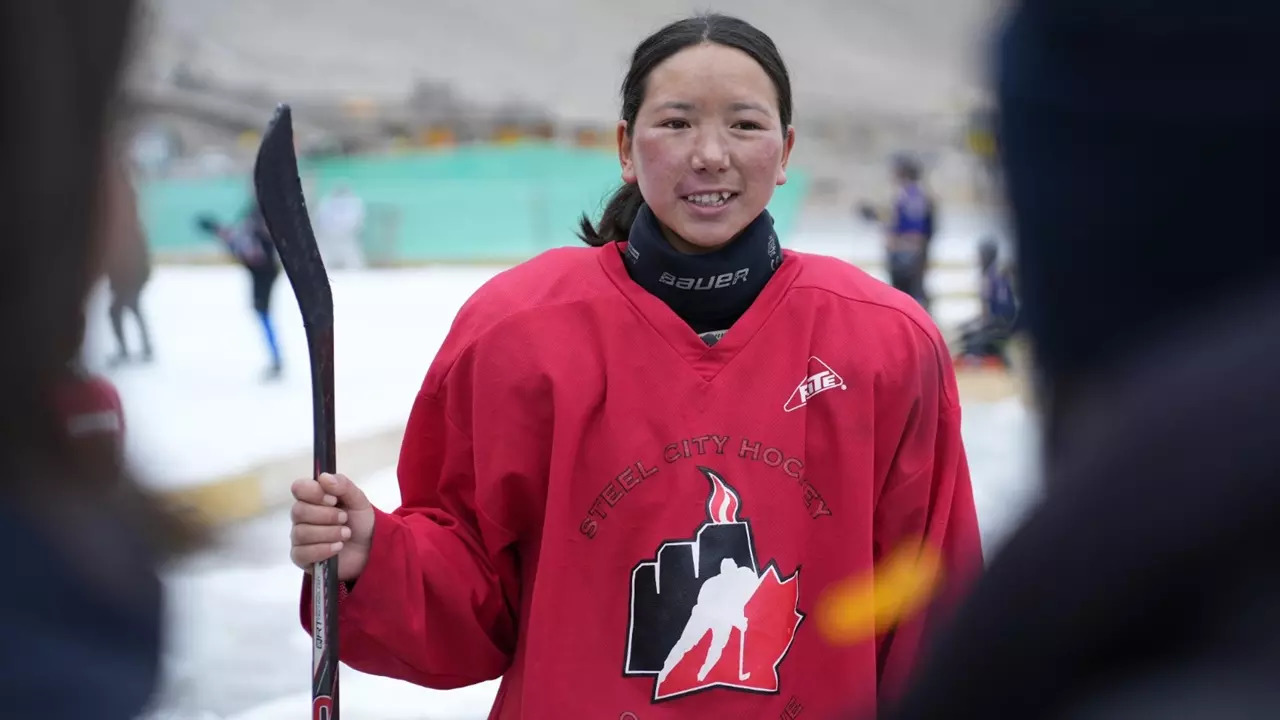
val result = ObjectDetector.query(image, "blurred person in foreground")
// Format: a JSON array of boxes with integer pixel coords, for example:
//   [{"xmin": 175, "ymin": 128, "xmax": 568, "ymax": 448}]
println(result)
[
  {"xmin": 890, "ymin": 1, "xmax": 1280, "ymax": 718},
  {"xmin": 287, "ymin": 13, "xmax": 981, "ymax": 719},
  {"xmin": 1, "ymin": 2, "xmax": 201, "ymax": 718}
]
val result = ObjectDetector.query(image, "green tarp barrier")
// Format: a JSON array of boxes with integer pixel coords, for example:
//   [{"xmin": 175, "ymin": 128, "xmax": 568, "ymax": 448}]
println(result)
[{"xmin": 139, "ymin": 144, "xmax": 809, "ymax": 264}]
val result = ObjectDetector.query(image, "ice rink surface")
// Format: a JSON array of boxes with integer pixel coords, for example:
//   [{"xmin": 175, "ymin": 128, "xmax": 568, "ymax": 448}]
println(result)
[{"xmin": 88, "ymin": 232, "xmax": 1040, "ymax": 720}]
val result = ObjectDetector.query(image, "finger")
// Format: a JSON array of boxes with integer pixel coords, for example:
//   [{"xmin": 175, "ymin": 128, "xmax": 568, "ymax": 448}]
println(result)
[
  {"xmin": 291, "ymin": 523, "xmax": 352, "ymax": 547},
  {"xmin": 291, "ymin": 503, "xmax": 348, "ymax": 527},
  {"xmin": 291, "ymin": 542, "xmax": 344, "ymax": 568},
  {"xmin": 318, "ymin": 473, "xmax": 371, "ymax": 511},
  {"xmin": 291, "ymin": 478, "xmax": 327, "ymax": 504}
]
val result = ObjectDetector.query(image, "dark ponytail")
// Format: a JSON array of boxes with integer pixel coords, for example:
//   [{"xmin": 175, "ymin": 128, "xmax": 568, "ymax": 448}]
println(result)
[
  {"xmin": 577, "ymin": 183, "xmax": 644, "ymax": 246},
  {"xmin": 577, "ymin": 13, "xmax": 793, "ymax": 247}
]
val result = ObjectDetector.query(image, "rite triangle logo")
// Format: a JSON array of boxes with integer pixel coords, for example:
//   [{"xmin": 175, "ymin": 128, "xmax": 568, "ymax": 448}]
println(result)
[
  {"xmin": 623, "ymin": 467, "xmax": 804, "ymax": 703},
  {"xmin": 784, "ymin": 356, "xmax": 846, "ymax": 412}
]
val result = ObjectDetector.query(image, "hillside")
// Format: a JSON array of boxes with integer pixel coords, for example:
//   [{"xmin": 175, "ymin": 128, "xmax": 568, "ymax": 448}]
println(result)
[
  {"xmin": 134, "ymin": 0, "xmax": 997, "ymax": 124},
  {"xmin": 128, "ymin": 1, "xmax": 1005, "ymax": 205}
]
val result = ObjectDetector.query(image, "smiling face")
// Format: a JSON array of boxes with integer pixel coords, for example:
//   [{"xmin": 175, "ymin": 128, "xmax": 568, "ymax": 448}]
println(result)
[{"xmin": 619, "ymin": 43, "xmax": 795, "ymax": 254}]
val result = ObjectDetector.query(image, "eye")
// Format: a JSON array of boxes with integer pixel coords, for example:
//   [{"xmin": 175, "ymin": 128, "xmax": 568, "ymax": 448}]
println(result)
[
  {"xmin": 733, "ymin": 121, "xmax": 764, "ymax": 131},
  {"xmin": 661, "ymin": 119, "xmax": 691, "ymax": 129}
]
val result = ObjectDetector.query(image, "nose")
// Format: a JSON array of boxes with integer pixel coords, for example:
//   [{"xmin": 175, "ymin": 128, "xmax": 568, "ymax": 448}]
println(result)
[{"xmin": 690, "ymin": 127, "xmax": 730, "ymax": 173}]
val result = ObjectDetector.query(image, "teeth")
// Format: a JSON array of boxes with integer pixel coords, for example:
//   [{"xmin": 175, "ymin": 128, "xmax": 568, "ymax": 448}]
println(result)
[{"xmin": 686, "ymin": 192, "xmax": 733, "ymax": 207}]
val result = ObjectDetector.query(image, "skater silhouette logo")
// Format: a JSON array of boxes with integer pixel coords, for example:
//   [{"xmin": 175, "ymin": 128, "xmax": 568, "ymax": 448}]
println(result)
[{"xmin": 624, "ymin": 466, "xmax": 804, "ymax": 702}]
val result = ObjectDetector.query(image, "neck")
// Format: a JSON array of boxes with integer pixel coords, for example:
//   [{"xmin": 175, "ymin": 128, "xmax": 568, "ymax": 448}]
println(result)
[{"xmin": 622, "ymin": 204, "xmax": 782, "ymax": 343}]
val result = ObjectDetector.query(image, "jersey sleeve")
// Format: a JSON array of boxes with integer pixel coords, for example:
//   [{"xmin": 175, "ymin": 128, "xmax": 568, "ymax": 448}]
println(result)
[
  {"xmin": 872, "ymin": 344, "xmax": 984, "ymax": 702},
  {"xmin": 299, "ymin": 380, "xmax": 521, "ymax": 689}
]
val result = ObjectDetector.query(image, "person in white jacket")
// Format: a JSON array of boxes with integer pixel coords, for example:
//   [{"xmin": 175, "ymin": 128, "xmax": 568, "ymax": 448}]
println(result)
[{"xmin": 314, "ymin": 184, "xmax": 366, "ymax": 269}]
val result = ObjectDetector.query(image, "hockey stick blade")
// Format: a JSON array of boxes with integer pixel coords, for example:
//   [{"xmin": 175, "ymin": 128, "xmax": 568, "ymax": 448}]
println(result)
[
  {"xmin": 253, "ymin": 103, "xmax": 341, "ymax": 720},
  {"xmin": 254, "ymin": 104, "xmax": 333, "ymax": 331}
]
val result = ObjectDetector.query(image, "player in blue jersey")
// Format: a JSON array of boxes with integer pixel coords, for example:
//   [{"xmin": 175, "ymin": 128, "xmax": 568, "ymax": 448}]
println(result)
[
  {"xmin": 955, "ymin": 237, "xmax": 1019, "ymax": 367},
  {"xmin": 195, "ymin": 200, "xmax": 284, "ymax": 380},
  {"xmin": 885, "ymin": 155, "xmax": 935, "ymax": 309},
  {"xmin": 856, "ymin": 155, "xmax": 937, "ymax": 310}
]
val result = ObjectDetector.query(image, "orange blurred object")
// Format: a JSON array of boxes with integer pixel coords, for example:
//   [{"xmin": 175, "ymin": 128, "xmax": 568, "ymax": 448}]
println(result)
[{"xmin": 814, "ymin": 544, "xmax": 943, "ymax": 645}]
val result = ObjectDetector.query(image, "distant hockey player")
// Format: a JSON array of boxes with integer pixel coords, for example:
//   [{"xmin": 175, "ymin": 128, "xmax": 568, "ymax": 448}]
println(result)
[
  {"xmin": 954, "ymin": 237, "xmax": 1018, "ymax": 367},
  {"xmin": 884, "ymin": 155, "xmax": 936, "ymax": 309},
  {"xmin": 195, "ymin": 200, "xmax": 283, "ymax": 380},
  {"xmin": 857, "ymin": 156, "xmax": 937, "ymax": 310},
  {"xmin": 101, "ymin": 153, "xmax": 154, "ymax": 367},
  {"xmin": 286, "ymin": 14, "xmax": 982, "ymax": 720}
]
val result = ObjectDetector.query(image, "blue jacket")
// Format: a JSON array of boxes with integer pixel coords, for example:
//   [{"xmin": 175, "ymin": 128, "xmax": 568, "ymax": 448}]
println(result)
[{"xmin": 2, "ymin": 504, "xmax": 162, "ymax": 718}]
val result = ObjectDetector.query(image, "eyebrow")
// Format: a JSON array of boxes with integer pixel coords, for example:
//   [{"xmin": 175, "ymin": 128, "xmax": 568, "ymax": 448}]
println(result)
[{"xmin": 655, "ymin": 101, "xmax": 771, "ymax": 113}]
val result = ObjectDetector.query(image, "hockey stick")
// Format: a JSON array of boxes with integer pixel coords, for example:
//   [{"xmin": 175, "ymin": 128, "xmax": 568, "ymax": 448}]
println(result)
[{"xmin": 253, "ymin": 104, "xmax": 340, "ymax": 720}]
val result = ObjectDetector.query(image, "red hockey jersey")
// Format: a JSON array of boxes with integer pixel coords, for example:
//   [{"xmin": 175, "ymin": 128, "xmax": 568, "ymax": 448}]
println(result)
[{"xmin": 302, "ymin": 246, "xmax": 982, "ymax": 719}]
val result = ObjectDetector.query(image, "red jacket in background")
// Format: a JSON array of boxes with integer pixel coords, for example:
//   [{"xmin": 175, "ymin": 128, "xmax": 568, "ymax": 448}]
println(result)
[
  {"xmin": 302, "ymin": 246, "xmax": 982, "ymax": 719},
  {"xmin": 54, "ymin": 370, "xmax": 125, "ymax": 447}
]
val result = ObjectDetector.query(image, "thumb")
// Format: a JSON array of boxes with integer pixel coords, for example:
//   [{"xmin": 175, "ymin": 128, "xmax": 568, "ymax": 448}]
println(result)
[{"xmin": 318, "ymin": 473, "xmax": 371, "ymax": 512}]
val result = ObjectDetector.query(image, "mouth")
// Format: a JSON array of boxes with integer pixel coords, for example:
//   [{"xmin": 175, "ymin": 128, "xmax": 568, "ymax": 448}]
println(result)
[{"xmin": 682, "ymin": 191, "xmax": 739, "ymax": 210}]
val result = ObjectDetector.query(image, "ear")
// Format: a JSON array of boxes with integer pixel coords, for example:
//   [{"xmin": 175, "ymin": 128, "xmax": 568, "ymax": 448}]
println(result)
[
  {"xmin": 618, "ymin": 120, "xmax": 637, "ymax": 185},
  {"xmin": 776, "ymin": 126, "xmax": 797, "ymax": 186}
]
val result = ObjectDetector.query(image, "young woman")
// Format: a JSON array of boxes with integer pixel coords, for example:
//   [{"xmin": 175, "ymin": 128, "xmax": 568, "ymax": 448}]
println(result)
[{"xmin": 289, "ymin": 14, "xmax": 982, "ymax": 719}]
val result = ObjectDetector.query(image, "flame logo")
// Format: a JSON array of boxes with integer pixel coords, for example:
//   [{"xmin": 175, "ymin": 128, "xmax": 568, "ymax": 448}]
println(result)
[{"xmin": 700, "ymin": 466, "xmax": 741, "ymax": 524}]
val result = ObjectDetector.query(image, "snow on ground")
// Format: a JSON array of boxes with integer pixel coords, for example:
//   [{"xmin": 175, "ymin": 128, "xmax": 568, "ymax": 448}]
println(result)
[
  {"xmin": 84, "ymin": 232, "xmax": 992, "ymax": 492},
  {"xmin": 102, "ymin": 241, "xmax": 1039, "ymax": 720},
  {"xmin": 83, "ymin": 265, "xmax": 504, "ymax": 489}
]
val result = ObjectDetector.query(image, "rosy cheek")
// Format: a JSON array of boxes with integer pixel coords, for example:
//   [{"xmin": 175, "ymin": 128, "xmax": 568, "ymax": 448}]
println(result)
[
  {"xmin": 633, "ymin": 134, "xmax": 678, "ymax": 174},
  {"xmin": 632, "ymin": 137, "xmax": 682, "ymax": 199},
  {"xmin": 745, "ymin": 154, "xmax": 788, "ymax": 191},
  {"xmin": 740, "ymin": 140, "xmax": 784, "ymax": 173}
]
